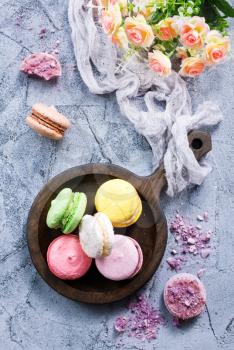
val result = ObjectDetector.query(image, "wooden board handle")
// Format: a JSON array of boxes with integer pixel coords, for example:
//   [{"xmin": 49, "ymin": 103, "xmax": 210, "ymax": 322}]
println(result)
[
  {"xmin": 188, "ymin": 130, "xmax": 212, "ymax": 161},
  {"xmin": 141, "ymin": 130, "xmax": 212, "ymax": 199}
]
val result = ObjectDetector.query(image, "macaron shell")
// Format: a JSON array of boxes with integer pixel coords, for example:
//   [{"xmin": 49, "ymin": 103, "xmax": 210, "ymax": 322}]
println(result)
[
  {"xmin": 46, "ymin": 188, "xmax": 73, "ymax": 228},
  {"xmin": 47, "ymin": 235, "xmax": 92, "ymax": 280},
  {"xmin": 79, "ymin": 215, "xmax": 104, "ymax": 258},
  {"xmin": 95, "ymin": 235, "xmax": 139, "ymax": 281},
  {"xmin": 95, "ymin": 179, "xmax": 142, "ymax": 227},
  {"xmin": 113, "ymin": 200, "xmax": 142, "ymax": 228},
  {"xmin": 62, "ymin": 192, "xmax": 87, "ymax": 234},
  {"xmin": 32, "ymin": 103, "xmax": 70, "ymax": 129},
  {"xmin": 128, "ymin": 237, "xmax": 143, "ymax": 278},
  {"xmin": 164, "ymin": 273, "xmax": 206, "ymax": 320},
  {"xmin": 94, "ymin": 212, "xmax": 114, "ymax": 256}
]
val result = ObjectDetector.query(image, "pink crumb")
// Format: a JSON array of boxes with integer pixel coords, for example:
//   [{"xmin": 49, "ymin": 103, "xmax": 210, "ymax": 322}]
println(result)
[
  {"xmin": 169, "ymin": 213, "xmax": 212, "ymax": 259},
  {"xmin": 197, "ymin": 268, "xmax": 206, "ymax": 278},
  {"xmin": 39, "ymin": 28, "xmax": 47, "ymax": 35},
  {"xmin": 114, "ymin": 317, "xmax": 128, "ymax": 332},
  {"xmin": 21, "ymin": 52, "xmax": 62, "ymax": 80},
  {"xmin": 172, "ymin": 317, "xmax": 181, "ymax": 327},
  {"xmin": 166, "ymin": 257, "xmax": 186, "ymax": 271},
  {"xmin": 114, "ymin": 296, "xmax": 165, "ymax": 341},
  {"xmin": 200, "ymin": 248, "xmax": 211, "ymax": 259}
]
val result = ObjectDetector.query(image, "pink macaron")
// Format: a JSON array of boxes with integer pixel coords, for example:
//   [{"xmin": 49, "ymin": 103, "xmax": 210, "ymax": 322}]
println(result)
[
  {"xmin": 47, "ymin": 235, "xmax": 92, "ymax": 280},
  {"xmin": 164, "ymin": 273, "xmax": 206, "ymax": 320},
  {"xmin": 95, "ymin": 235, "xmax": 143, "ymax": 281}
]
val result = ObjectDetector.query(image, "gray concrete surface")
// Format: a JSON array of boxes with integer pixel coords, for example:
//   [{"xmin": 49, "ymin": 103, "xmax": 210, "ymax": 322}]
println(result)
[{"xmin": 0, "ymin": 1, "xmax": 234, "ymax": 349}]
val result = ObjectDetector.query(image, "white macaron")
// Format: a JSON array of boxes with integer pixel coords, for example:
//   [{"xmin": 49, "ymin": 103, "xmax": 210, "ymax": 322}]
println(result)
[{"xmin": 79, "ymin": 212, "xmax": 114, "ymax": 258}]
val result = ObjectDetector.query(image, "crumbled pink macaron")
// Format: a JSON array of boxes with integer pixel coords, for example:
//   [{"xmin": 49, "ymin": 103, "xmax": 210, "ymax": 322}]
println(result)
[
  {"xmin": 114, "ymin": 296, "xmax": 165, "ymax": 341},
  {"xmin": 170, "ymin": 213, "xmax": 212, "ymax": 260},
  {"xmin": 21, "ymin": 52, "xmax": 62, "ymax": 80},
  {"xmin": 164, "ymin": 273, "xmax": 206, "ymax": 320}
]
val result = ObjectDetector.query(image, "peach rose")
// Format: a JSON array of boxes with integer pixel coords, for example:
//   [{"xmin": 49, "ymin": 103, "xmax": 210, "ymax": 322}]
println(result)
[
  {"xmin": 180, "ymin": 17, "xmax": 209, "ymax": 49},
  {"xmin": 180, "ymin": 57, "xmax": 206, "ymax": 77},
  {"xmin": 154, "ymin": 18, "xmax": 177, "ymax": 41},
  {"xmin": 205, "ymin": 30, "xmax": 223, "ymax": 43},
  {"xmin": 101, "ymin": 3, "xmax": 122, "ymax": 35},
  {"xmin": 125, "ymin": 14, "xmax": 154, "ymax": 48},
  {"xmin": 148, "ymin": 50, "xmax": 171, "ymax": 76},
  {"xmin": 112, "ymin": 27, "xmax": 128, "ymax": 50},
  {"xmin": 205, "ymin": 31, "xmax": 230, "ymax": 65}
]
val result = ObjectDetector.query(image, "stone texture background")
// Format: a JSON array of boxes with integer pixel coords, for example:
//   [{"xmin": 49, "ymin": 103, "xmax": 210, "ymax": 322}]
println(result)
[{"xmin": 0, "ymin": 1, "xmax": 234, "ymax": 349}]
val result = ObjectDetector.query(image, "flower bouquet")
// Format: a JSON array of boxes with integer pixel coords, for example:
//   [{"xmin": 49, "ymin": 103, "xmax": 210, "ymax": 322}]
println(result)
[
  {"xmin": 68, "ymin": 0, "xmax": 233, "ymax": 196},
  {"xmin": 100, "ymin": 0, "xmax": 233, "ymax": 77}
]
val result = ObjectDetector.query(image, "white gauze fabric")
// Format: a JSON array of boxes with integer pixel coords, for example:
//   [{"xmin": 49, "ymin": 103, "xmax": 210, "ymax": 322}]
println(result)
[{"xmin": 68, "ymin": 0, "xmax": 223, "ymax": 196}]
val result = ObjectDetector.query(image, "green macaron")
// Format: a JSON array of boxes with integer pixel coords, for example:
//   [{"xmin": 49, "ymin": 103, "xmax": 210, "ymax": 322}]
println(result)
[{"xmin": 46, "ymin": 188, "xmax": 87, "ymax": 234}]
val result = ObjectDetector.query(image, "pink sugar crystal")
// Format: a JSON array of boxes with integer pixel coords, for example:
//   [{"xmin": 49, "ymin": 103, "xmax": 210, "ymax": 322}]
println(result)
[
  {"xmin": 21, "ymin": 52, "xmax": 62, "ymax": 80},
  {"xmin": 114, "ymin": 317, "xmax": 128, "ymax": 332},
  {"xmin": 166, "ymin": 256, "xmax": 186, "ymax": 271},
  {"xmin": 197, "ymin": 268, "xmax": 206, "ymax": 278},
  {"xmin": 169, "ymin": 213, "xmax": 212, "ymax": 259},
  {"xmin": 171, "ymin": 249, "xmax": 177, "ymax": 255},
  {"xmin": 200, "ymin": 248, "xmax": 211, "ymax": 259},
  {"xmin": 114, "ymin": 296, "xmax": 165, "ymax": 341}
]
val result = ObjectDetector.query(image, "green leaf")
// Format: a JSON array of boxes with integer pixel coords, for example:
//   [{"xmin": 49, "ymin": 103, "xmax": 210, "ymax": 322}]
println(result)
[
  {"xmin": 201, "ymin": 1, "xmax": 220, "ymax": 21},
  {"xmin": 209, "ymin": 0, "xmax": 234, "ymax": 17},
  {"xmin": 200, "ymin": 1, "xmax": 230, "ymax": 33}
]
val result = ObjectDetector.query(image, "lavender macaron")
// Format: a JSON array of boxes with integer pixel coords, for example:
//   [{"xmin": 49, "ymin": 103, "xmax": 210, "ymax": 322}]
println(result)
[{"xmin": 164, "ymin": 273, "xmax": 206, "ymax": 320}]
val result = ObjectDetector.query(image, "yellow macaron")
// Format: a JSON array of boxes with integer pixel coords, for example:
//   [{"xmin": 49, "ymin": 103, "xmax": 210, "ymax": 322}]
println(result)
[{"xmin": 95, "ymin": 179, "xmax": 142, "ymax": 227}]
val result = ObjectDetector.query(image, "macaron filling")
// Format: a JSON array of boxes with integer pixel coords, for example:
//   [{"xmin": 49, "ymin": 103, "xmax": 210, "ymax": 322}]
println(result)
[
  {"xmin": 95, "ymin": 214, "xmax": 114, "ymax": 256},
  {"xmin": 79, "ymin": 213, "xmax": 114, "ymax": 258},
  {"xmin": 31, "ymin": 111, "xmax": 65, "ymax": 135}
]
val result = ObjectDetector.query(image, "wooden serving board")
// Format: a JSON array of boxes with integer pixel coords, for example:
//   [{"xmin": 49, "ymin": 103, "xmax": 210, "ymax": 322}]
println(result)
[{"xmin": 27, "ymin": 130, "xmax": 211, "ymax": 303}]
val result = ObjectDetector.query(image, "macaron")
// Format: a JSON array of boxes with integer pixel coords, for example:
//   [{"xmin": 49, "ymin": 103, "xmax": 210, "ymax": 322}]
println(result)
[
  {"xmin": 95, "ymin": 234, "xmax": 143, "ymax": 281},
  {"xmin": 79, "ymin": 212, "xmax": 114, "ymax": 258},
  {"xmin": 95, "ymin": 179, "xmax": 142, "ymax": 227},
  {"xmin": 47, "ymin": 235, "xmax": 92, "ymax": 280},
  {"xmin": 26, "ymin": 103, "xmax": 70, "ymax": 140},
  {"xmin": 46, "ymin": 188, "xmax": 87, "ymax": 234},
  {"xmin": 164, "ymin": 273, "xmax": 207, "ymax": 320}
]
